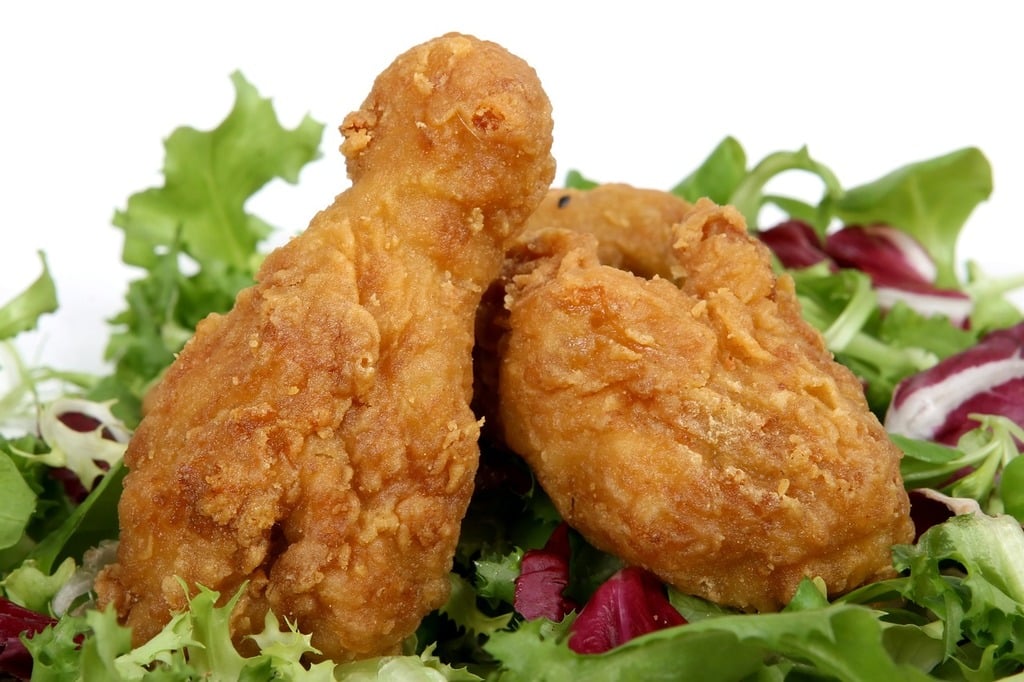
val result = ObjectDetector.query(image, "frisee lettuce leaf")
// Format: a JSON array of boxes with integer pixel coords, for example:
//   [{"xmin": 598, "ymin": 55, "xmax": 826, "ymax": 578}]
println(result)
[
  {"xmin": 473, "ymin": 548, "xmax": 522, "ymax": 606},
  {"xmin": 332, "ymin": 646, "xmax": 482, "ymax": 682},
  {"xmin": 441, "ymin": 573, "xmax": 514, "ymax": 639},
  {"xmin": 23, "ymin": 581, "xmax": 481, "ymax": 681},
  {"xmin": 891, "ymin": 513, "xmax": 1024, "ymax": 679},
  {"xmin": 113, "ymin": 71, "xmax": 323, "ymax": 273},
  {"xmin": 22, "ymin": 582, "xmax": 336, "ymax": 681},
  {"xmin": 92, "ymin": 70, "xmax": 325, "ymax": 426}
]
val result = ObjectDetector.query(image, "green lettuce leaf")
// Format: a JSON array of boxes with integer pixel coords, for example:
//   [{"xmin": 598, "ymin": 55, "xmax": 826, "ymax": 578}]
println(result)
[
  {"xmin": 0, "ymin": 252, "xmax": 58, "ymax": 341},
  {"xmin": 24, "ymin": 460, "xmax": 125, "ymax": 575},
  {"xmin": 0, "ymin": 451, "xmax": 39, "ymax": 551},
  {"xmin": 485, "ymin": 602, "xmax": 935, "ymax": 681},
  {"xmin": 0, "ymin": 557, "xmax": 75, "ymax": 613},
  {"xmin": 670, "ymin": 136, "xmax": 747, "ymax": 205},
  {"xmin": 474, "ymin": 548, "xmax": 522, "ymax": 606},
  {"xmin": 1000, "ymin": 457, "xmax": 1024, "ymax": 522},
  {"xmin": 892, "ymin": 513, "xmax": 1024, "ymax": 676},
  {"xmin": 830, "ymin": 147, "xmax": 993, "ymax": 288},
  {"xmin": 897, "ymin": 417, "xmax": 1024, "ymax": 517},
  {"xmin": 332, "ymin": 646, "xmax": 482, "ymax": 681},
  {"xmin": 25, "ymin": 582, "xmax": 338, "ymax": 681},
  {"xmin": 0, "ymin": 434, "xmax": 70, "ymax": 573},
  {"xmin": 788, "ymin": 265, "xmax": 974, "ymax": 415},
  {"xmin": 964, "ymin": 262, "xmax": 1024, "ymax": 335},
  {"xmin": 563, "ymin": 170, "xmax": 598, "ymax": 190},
  {"xmin": 26, "ymin": 581, "xmax": 480, "ymax": 681}
]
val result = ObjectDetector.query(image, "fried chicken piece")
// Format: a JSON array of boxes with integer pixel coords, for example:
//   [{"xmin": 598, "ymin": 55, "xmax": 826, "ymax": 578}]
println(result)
[
  {"xmin": 94, "ymin": 33, "xmax": 555, "ymax": 661},
  {"xmin": 495, "ymin": 198, "xmax": 913, "ymax": 611},
  {"xmin": 474, "ymin": 183, "xmax": 692, "ymax": 436},
  {"xmin": 522, "ymin": 184, "xmax": 692, "ymax": 279}
]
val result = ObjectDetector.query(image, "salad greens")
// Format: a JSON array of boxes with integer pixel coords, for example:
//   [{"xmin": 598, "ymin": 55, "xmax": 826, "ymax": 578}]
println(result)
[
  {"xmin": 0, "ymin": 254, "xmax": 58, "ymax": 342},
  {"xmin": 2, "ymin": 74, "xmax": 1024, "ymax": 681},
  {"xmin": 95, "ymin": 71, "xmax": 324, "ymax": 427}
]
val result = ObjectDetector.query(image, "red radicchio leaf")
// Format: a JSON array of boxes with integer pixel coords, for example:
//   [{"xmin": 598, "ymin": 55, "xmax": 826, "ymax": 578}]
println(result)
[
  {"xmin": 872, "ymin": 282, "xmax": 973, "ymax": 327},
  {"xmin": 825, "ymin": 224, "xmax": 937, "ymax": 286},
  {"xmin": 908, "ymin": 489, "xmax": 983, "ymax": 541},
  {"xmin": 50, "ymin": 411, "xmax": 115, "ymax": 503},
  {"xmin": 757, "ymin": 220, "xmax": 833, "ymax": 270},
  {"xmin": 0, "ymin": 598, "xmax": 56, "ymax": 680},
  {"xmin": 57, "ymin": 412, "xmax": 117, "ymax": 441},
  {"xmin": 513, "ymin": 523, "xmax": 577, "ymax": 621},
  {"xmin": 886, "ymin": 322, "xmax": 1024, "ymax": 444},
  {"xmin": 934, "ymin": 378, "xmax": 1024, "ymax": 446},
  {"xmin": 825, "ymin": 225, "xmax": 971, "ymax": 325},
  {"xmin": 567, "ymin": 566, "xmax": 686, "ymax": 654}
]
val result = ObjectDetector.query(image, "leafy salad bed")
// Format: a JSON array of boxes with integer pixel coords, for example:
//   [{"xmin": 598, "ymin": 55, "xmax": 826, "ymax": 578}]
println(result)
[{"xmin": 2, "ymin": 73, "xmax": 1024, "ymax": 681}]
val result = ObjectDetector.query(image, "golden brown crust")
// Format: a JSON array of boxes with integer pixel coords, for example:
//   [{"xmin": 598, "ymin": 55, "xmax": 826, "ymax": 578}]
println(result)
[
  {"xmin": 474, "ymin": 183, "xmax": 693, "ymax": 438},
  {"xmin": 496, "ymin": 198, "xmax": 913, "ymax": 611},
  {"xmin": 522, "ymin": 184, "xmax": 693, "ymax": 279},
  {"xmin": 95, "ymin": 32, "xmax": 554, "ymax": 661}
]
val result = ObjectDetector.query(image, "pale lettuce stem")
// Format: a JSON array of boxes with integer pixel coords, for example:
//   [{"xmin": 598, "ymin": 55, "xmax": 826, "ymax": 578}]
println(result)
[
  {"xmin": 799, "ymin": 277, "xmax": 933, "ymax": 377},
  {"xmin": 729, "ymin": 148, "xmax": 844, "ymax": 231},
  {"xmin": 822, "ymin": 273, "xmax": 876, "ymax": 351},
  {"xmin": 965, "ymin": 267, "xmax": 1024, "ymax": 300}
]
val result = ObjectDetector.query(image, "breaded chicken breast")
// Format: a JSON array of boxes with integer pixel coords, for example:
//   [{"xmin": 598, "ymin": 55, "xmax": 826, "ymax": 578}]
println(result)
[
  {"xmin": 495, "ymin": 198, "xmax": 913, "ymax": 611},
  {"xmin": 475, "ymin": 183, "xmax": 692, "ymax": 436},
  {"xmin": 95, "ymin": 32, "xmax": 555, "ymax": 661}
]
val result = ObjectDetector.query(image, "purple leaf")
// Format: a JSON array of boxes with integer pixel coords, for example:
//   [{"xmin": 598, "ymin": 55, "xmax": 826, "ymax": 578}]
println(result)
[
  {"xmin": 57, "ymin": 412, "xmax": 119, "ymax": 441},
  {"xmin": 48, "ymin": 408, "xmax": 120, "ymax": 502},
  {"xmin": 513, "ymin": 523, "xmax": 577, "ymax": 621},
  {"xmin": 0, "ymin": 598, "xmax": 55, "ymax": 680},
  {"xmin": 567, "ymin": 567, "xmax": 686, "ymax": 654},
  {"xmin": 758, "ymin": 220, "xmax": 832, "ymax": 270},
  {"xmin": 825, "ymin": 224, "xmax": 937, "ymax": 286},
  {"xmin": 909, "ymin": 489, "xmax": 983, "ymax": 540},
  {"xmin": 934, "ymin": 378, "xmax": 1024, "ymax": 446},
  {"xmin": 886, "ymin": 322, "xmax": 1024, "ymax": 444},
  {"xmin": 825, "ymin": 225, "xmax": 971, "ymax": 324},
  {"xmin": 872, "ymin": 282, "xmax": 973, "ymax": 327}
]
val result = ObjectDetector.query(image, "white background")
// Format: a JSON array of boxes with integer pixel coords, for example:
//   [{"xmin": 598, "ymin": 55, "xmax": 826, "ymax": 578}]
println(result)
[{"xmin": 2, "ymin": 1, "xmax": 1022, "ymax": 374}]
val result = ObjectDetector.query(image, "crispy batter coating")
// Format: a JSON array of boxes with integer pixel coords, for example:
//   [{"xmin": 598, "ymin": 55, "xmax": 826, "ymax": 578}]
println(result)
[
  {"xmin": 474, "ymin": 183, "xmax": 692, "ymax": 435},
  {"xmin": 95, "ymin": 33, "xmax": 555, "ymax": 660},
  {"xmin": 496, "ymin": 198, "xmax": 914, "ymax": 611},
  {"xmin": 522, "ymin": 184, "xmax": 692, "ymax": 279}
]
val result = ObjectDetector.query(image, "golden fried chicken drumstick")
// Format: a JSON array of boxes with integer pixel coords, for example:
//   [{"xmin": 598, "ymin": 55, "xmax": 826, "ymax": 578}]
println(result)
[
  {"xmin": 95, "ymin": 33, "xmax": 555, "ymax": 661},
  {"xmin": 496, "ymin": 198, "xmax": 913, "ymax": 611}
]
